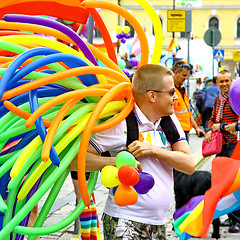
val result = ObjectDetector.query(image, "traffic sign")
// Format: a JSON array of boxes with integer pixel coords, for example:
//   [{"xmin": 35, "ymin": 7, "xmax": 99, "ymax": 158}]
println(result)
[
  {"xmin": 204, "ymin": 27, "xmax": 221, "ymax": 47},
  {"xmin": 214, "ymin": 49, "xmax": 224, "ymax": 61},
  {"xmin": 167, "ymin": 10, "xmax": 186, "ymax": 32},
  {"xmin": 233, "ymin": 51, "xmax": 240, "ymax": 62}
]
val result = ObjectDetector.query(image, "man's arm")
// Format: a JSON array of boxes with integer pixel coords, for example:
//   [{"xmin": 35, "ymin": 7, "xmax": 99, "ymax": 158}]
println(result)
[
  {"xmin": 69, "ymin": 144, "xmax": 116, "ymax": 172},
  {"xmin": 69, "ymin": 144, "xmax": 143, "ymax": 172},
  {"xmin": 128, "ymin": 140, "xmax": 194, "ymax": 175}
]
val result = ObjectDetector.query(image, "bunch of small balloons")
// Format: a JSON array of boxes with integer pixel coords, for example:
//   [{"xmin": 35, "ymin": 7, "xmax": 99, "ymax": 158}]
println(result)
[
  {"xmin": 116, "ymin": 25, "xmax": 131, "ymax": 44},
  {"xmin": 101, "ymin": 151, "xmax": 155, "ymax": 206}
]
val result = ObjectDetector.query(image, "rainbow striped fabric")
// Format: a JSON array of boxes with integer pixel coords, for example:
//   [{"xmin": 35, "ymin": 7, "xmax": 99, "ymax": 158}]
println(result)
[
  {"xmin": 72, "ymin": 194, "xmax": 102, "ymax": 240},
  {"xmin": 173, "ymin": 141, "xmax": 240, "ymax": 239}
]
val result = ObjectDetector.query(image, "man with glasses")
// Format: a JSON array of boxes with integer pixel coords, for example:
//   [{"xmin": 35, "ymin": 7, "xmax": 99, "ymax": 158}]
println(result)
[
  {"xmin": 172, "ymin": 60, "xmax": 205, "ymax": 141},
  {"xmin": 69, "ymin": 64, "xmax": 194, "ymax": 239}
]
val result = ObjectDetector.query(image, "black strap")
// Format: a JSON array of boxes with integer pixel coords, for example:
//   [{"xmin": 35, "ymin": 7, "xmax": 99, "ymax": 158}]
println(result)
[
  {"xmin": 160, "ymin": 116, "xmax": 180, "ymax": 145},
  {"xmin": 126, "ymin": 111, "xmax": 139, "ymax": 146},
  {"xmin": 126, "ymin": 111, "xmax": 180, "ymax": 146},
  {"xmin": 102, "ymin": 111, "xmax": 180, "ymax": 157}
]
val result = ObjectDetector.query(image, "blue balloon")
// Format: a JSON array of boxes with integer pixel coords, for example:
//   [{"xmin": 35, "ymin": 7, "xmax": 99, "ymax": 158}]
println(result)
[
  {"xmin": 29, "ymin": 88, "xmax": 60, "ymax": 166},
  {"xmin": 0, "ymin": 87, "xmax": 69, "ymax": 118},
  {"xmin": 7, "ymin": 50, "xmax": 98, "ymax": 88},
  {"xmin": 0, "ymin": 47, "xmax": 60, "ymax": 99}
]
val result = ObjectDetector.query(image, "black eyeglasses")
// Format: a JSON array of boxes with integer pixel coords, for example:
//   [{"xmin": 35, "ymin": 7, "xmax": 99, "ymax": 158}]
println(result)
[{"xmin": 147, "ymin": 89, "xmax": 176, "ymax": 96}]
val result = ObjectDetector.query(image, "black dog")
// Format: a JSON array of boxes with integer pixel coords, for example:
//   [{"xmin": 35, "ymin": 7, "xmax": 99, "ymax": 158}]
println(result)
[{"xmin": 173, "ymin": 170, "xmax": 220, "ymax": 239}]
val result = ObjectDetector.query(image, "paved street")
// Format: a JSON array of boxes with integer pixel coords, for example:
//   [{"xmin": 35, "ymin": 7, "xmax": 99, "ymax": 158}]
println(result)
[{"xmin": 35, "ymin": 131, "xmax": 240, "ymax": 240}]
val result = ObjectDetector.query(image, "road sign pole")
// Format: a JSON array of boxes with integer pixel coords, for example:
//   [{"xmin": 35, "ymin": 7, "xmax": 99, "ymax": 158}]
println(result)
[{"xmin": 211, "ymin": 29, "xmax": 215, "ymax": 78}]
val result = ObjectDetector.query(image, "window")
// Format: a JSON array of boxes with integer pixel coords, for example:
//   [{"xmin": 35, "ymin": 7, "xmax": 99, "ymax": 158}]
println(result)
[
  {"xmin": 152, "ymin": 16, "xmax": 163, "ymax": 36},
  {"xmin": 237, "ymin": 17, "xmax": 240, "ymax": 38},
  {"xmin": 209, "ymin": 17, "xmax": 219, "ymax": 29},
  {"xmin": 125, "ymin": 20, "xmax": 134, "ymax": 38}
]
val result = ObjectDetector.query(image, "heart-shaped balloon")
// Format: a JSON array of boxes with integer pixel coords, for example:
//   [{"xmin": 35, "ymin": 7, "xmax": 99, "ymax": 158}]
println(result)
[
  {"xmin": 118, "ymin": 165, "xmax": 139, "ymax": 186},
  {"xmin": 134, "ymin": 172, "xmax": 154, "ymax": 194},
  {"xmin": 101, "ymin": 165, "xmax": 120, "ymax": 188},
  {"xmin": 114, "ymin": 184, "xmax": 138, "ymax": 206}
]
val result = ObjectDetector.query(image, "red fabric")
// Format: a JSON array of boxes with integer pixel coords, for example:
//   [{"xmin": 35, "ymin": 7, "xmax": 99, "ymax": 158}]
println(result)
[{"xmin": 0, "ymin": 0, "xmax": 89, "ymax": 23}]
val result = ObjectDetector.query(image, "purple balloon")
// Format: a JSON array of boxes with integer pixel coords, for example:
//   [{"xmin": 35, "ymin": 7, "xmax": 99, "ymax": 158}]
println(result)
[
  {"xmin": 125, "ymin": 33, "xmax": 131, "ymax": 39},
  {"xmin": 122, "ymin": 68, "xmax": 130, "ymax": 77},
  {"xmin": 134, "ymin": 172, "xmax": 154, "ymax": 194},
  {"xmin": 116, "ymin": 33, "xmax": 121, "ymax": 39},
  {"xmin": 3, "ymin": 14, "xmax": 98, "ymax": 66},
  {"xmin": 130, "ymin": 57, "xmax": 139, "ymax": 67},
  {"xmin": 229, "ymin": 77, "xmax": 240, "ymax": 116},
  {"xmin": 121, "ymin": 38, "xmax": 126, "ymax": 44},
  {"xmin": 119, "ymin": 32, "xmax": 125, "ymax": 38}
]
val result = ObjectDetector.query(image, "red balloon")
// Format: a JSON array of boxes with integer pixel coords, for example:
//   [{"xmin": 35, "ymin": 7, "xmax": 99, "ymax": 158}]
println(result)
[
  {"xmin": 114, "ymin": 184, "xmax": 138, "ymax": 206},
  {"xmin": 118, "ymin": 165, "xmax": 139, "ymax": 186}
]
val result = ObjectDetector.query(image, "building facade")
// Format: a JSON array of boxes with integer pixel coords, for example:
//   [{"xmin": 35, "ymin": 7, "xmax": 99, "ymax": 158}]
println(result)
[{"xmin": 97, "ymin": 0, "xmax": 240, "ymax": 76}]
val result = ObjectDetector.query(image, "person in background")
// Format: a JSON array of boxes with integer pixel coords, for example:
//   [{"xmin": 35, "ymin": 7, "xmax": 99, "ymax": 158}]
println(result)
[
  {"xmin": 69, "ymin": 64, "xmax": 194, "ymax": 239},
  {"xmin": 204, "ymin": 69, "xmax": 240, "ymax": 233},
  {"xmin": 203, "ymin": 76, "xmax": 220, "ymax": 131},
  {"xmin": 172, "ymin": 60, "xmax": 205, "ymax": 141},
  {"xmin": 123, "ymin": 52, "xmax": 132, "ymax": 69}
]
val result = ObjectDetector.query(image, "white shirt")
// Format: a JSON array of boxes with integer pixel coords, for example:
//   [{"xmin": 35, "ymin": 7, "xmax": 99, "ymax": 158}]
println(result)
[{"xmin": 90, "ymin": 104, "xmax": 186, "ymax": 225}]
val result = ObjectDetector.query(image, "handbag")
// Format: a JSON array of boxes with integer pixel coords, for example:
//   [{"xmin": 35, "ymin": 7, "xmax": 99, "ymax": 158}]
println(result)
[{"xmin": 202, "ymin": 131, "xmax": 223, "ymax": 157}]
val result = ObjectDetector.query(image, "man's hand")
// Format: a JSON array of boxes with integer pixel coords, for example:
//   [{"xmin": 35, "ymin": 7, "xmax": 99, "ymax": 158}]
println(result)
[
  {"xmin": 128, "ymin": 140, "xmax": 153, "ymax": 159},
  {"xmin": 135, "ymin": 161, "xmax": 143, "ymax": 172},
  {"xmin": 195, "ymin": 127, "xmax": 205, "ymax": 138}
]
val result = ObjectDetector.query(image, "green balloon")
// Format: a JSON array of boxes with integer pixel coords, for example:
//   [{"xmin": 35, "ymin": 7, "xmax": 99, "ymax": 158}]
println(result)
[
  {"xmin": 116, "ymin": 151, "xmax": 136, "ymax": 169},
  {"xmin": 117, "ymin": 58, "xmax": 126, "ymax": 70}
]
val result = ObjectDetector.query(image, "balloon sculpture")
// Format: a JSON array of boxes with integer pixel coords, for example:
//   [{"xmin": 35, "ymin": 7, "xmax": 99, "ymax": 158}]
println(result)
[
  {"xmin": 101, "ymin": 151, "xmax": 154, "ymax": 206},
  {"xmin": 0, "ymin": 0, "xmax": 163, "ymax": 239},
  {"xmin": 116, "ymin": 25, "xmax": 131, "ymax": 44}
]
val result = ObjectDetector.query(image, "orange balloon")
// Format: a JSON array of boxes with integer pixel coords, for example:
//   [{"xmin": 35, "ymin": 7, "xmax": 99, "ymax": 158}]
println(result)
[
  {"xmin": 3, "ymin": 101, "xmax": 52, "ymax": 127},
  {"xmin": 1, "ymin": 66, "xmax": 129, "ymax": 101},
  {"xmin": 77, "ymin": 82, "xmax": 133, "ymax": 207},
  {"xmin": 82, "ymin": 0, "xmax": 149, "ymax": 67},
  {"xmin": 41, "ymin": 98, "xmax": 80, "ymax": 162},
  {"xmin": 85, "ymin": 7, "xmax": 118, "ymax": 64},
  {"xmin": 114, "ymin": 184, "xmax": 138, "ymax": 206}
]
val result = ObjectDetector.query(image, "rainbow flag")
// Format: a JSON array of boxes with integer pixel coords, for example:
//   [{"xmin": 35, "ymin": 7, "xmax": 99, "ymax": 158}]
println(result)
[
  {"xmin": 167, "ymin": 38, "xmax": 180, "ymax": 57},
  {"xmin": 173, "ymin": 141, "xmax": 240, "ymax": 239},
  {"xmin": 130, "ymin": 24, "xmax": 146, "ymax": 58},
  {"xmin": 167, "ymin": 38, "xmax": 177, "ymax": 52},
  {"xmin": 196, "ymin": 64, "xmax": 203, "ymax": 72}
]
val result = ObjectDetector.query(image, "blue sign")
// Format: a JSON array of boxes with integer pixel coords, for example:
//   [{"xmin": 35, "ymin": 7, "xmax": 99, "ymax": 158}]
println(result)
[{"xmin": 214, "ymin": 49, "xmax": 224, "ymax": 60}]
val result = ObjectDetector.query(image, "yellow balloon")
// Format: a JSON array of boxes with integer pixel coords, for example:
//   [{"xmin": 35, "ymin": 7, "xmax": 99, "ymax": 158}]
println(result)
[
  {"xmin": 17, "ymin": 101, "xmax": 126, "ymax": 200},
  {"xmin": 123, "ymin": 26, "xmax": 130, "ymax": 34},
  {"xmin": 0, "ymin": 35, "xmax": 92, "ymax": 66},
  {"xmin": 116, "ymin": 25, "xmax": 122, "ymax": 34},
  {"xmin": 101, "ymin": 165, "xmax": 120, "ymax": 188},
  {"xmin": 133, "ymin": 0, "xmax": 163, "ymax": 64},
  {"xmin": 10, "ymin": 135, "xmax": 42, "ymax": 179}
]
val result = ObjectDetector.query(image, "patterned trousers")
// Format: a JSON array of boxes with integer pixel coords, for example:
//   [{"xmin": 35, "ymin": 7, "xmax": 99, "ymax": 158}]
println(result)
[{"xmin": 102, "ymin": 213, "xmax": 166, "ymax": 240}]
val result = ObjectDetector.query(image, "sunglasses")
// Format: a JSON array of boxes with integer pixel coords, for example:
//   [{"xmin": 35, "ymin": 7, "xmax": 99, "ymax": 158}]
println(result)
[
  {"xmin": 176, "ymin": 63, "xmax": 190, "ymax": 70},
  {"xmin": 147, "ymin": 89, "xmax": 176, "ymax": 96}
]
